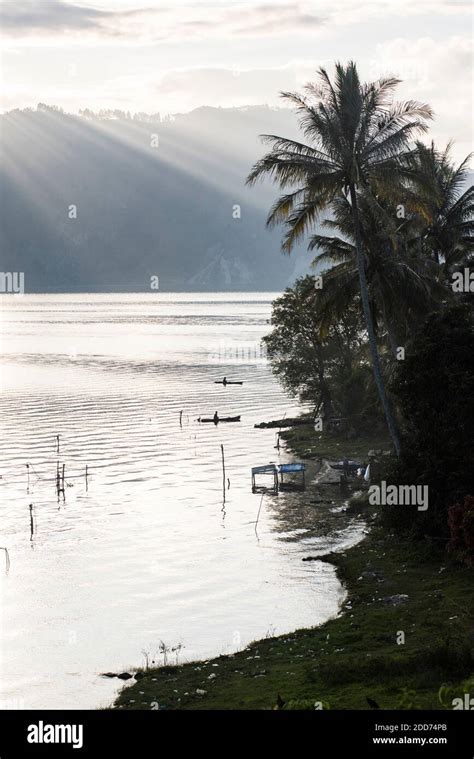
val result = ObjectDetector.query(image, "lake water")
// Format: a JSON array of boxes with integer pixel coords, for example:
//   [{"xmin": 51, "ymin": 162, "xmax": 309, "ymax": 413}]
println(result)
[{"xmin": 0, "ymin": 293, "xmax": 358, "ymax": 710}]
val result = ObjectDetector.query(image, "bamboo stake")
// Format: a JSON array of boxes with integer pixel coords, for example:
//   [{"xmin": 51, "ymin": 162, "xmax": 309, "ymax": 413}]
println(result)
[
  {"xmin": 85, "ymin": 465, "xmax": 89, "ymax": 492},
  {"xmin": 221, "ymin": 444, "xmax": 226, "ymax": 504},
  {"xmin": 29, "ymin": 504, "xmax": 34, "ymax": 540},
  {"xmin": 255, "ymin": 494, "xmax": 265, "ymax": 532},
  {"xmin": 0, "ymin": 547, "xmax": 10, "ymax": 574}
]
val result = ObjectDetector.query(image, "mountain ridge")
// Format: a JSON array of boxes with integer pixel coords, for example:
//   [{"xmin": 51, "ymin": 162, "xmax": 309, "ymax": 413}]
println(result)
[{"xmin": 0, "ymin": 104, "xmax": 311, "ymax": 292}]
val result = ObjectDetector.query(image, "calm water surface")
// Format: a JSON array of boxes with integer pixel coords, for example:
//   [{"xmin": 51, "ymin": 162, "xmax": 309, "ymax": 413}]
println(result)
[{"xmin": 0, "ymin": 293, "xmax": 358, "ymax": 709}]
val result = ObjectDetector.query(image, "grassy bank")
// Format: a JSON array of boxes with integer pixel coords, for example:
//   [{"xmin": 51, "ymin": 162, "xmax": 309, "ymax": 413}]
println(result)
[{"xmin": 113, "ymin": 424, "xmax": 473, "ymax": 711}]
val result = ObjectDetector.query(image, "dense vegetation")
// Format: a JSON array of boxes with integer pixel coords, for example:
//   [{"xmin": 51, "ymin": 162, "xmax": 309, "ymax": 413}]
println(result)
[
  {"xmin": 249, "ymin": 62, "xmax": 473, "ymax": 551},
  {"xmin": 385, "ymin": 305, "xmax": 474, "ymax": 547},
  {"xmin": 263, "ymin": 276, "xmax": 380, "ymax": 430},
  {"xmin": 248, "ymin": 61, "xmax": 473, "ymax": 457}
]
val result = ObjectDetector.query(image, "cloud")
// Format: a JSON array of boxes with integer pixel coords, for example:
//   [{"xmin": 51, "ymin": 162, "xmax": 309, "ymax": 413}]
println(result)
[
  {"xmin": 154, "ymin": 65, "xmax": 302, "ymax": 107},
  {"xmin": 0, "ymin": 1, "xmax": 326, "ymax": 41},
  {"xmin": 0, "ymin": 0, "xmax": 118, "ymax": 33},
  {"xmin": 85, "ymin": 60, "xmax": 327, "ymax": 115},
  {"xmin": 367, "ymin": 36, "xmax": 473, "ymax": 159},
  {"xmin": 148, "ymin": 46, "xmax": 473, "ymax": 161},
  {"xmin": 2, "ymin": 0, "xmax": 471, "ymax": 49},
  {"xmin": 328, "ymin": 0, "xmax": 472, "ymax": 22},
  {"xmin": 2, "ymin": 0, "xmax": 471, "ymax": 47}
]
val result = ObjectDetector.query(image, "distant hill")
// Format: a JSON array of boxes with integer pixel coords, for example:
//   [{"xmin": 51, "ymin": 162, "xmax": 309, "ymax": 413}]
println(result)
[{"xmin": 0, "ymin": 104, "xmax": 314, "ymax": 292}]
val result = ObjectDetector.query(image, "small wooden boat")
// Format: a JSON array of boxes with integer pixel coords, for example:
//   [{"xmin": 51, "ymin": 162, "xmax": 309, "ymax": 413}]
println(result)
[
  {"xmin": 214, "ymin": 380, "xmax": 243, "ymax": 385},
  {"xmin": 198, "ymin": 415, "xmax": 241, "ymax": 423}
]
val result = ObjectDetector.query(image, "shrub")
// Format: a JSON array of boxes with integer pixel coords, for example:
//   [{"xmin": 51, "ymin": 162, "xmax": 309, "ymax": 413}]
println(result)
[
  {"xmin": 383, "ymin": 304, "xmax": 474, "ymax": 539},
  {"xmin": 448, "ymin": 495, "xmax": 474, "ymax": 566}
]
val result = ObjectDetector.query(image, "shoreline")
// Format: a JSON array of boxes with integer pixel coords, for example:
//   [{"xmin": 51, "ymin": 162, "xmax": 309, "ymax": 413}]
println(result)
[{"xmin": 111, "ymin": 423, "xmax": 473, "ymax": 710}]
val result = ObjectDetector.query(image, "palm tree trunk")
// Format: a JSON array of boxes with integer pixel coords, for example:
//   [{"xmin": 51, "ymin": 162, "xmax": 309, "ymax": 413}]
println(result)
[
  {"xmin": 349, "ymin": 185, "xmax": 402, "ymax": 456},
  {"xmin": 382, "ymin": 302, "xmax": 399, "ymax": 360}
]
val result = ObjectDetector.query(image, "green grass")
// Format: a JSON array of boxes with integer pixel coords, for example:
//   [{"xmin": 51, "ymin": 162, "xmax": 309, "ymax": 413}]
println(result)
[
  {"xmin": 280, "ymin": 422, "xmax": 391, "ymax": 462},
  {"xmin": 113, "ymin": 426, "xmax": 474, "ymax": 711}
]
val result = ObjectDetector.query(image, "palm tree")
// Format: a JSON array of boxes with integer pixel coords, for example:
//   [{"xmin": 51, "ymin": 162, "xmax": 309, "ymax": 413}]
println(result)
[
  {"xmin": 308, "ymin": 192, "xmax": 444, "ymax": 357},
  {"xmin": 247, "ymin": 61, "xmax": 433, "ymax": 456},
  {"xmin": 401, "ymin": 141, "xmax": 474, "ymax": 274}
]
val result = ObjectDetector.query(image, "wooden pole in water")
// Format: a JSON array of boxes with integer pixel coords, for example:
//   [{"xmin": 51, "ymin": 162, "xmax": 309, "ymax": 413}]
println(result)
[
  {"xmin": 56, "ymin": 434, "xmax": 60, "ymax": 454},
  {"xmin": 221, "ymin": 444, "xmax": 226, "ymax": 503},
  {"xmin": 255, "ymin": 494, "xmax": 264, "ymax": 530},
  {"xmin": 179, "ymin": 411, "xmax": 183, "ymax": 428},
  {"xmin": 29, "ymin": 503, "xmax": 34, "ymax": 539},
  {"xmin": 61, "ymin": 464, "xmax": 65, "ymax": 494},
  {"xmin": 85, "ymin": 465, "xmax": 89, "ymax": 492},
  {"xmin": 56, "ymin": 462, "xmax": 60, "ymax": 495},
  {"xmin": 0, "ymin": 547, "xmax": 10, "ymax": 574},
  {"xmin": 26, "ymin": 463, "xmax": 30, "ymax": 491}
]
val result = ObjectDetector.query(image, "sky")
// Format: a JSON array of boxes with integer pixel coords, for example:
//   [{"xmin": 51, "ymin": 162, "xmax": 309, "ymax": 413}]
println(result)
[{"xmin": 1, "ymin": 0, "xmax": 473, "ymax": 160}]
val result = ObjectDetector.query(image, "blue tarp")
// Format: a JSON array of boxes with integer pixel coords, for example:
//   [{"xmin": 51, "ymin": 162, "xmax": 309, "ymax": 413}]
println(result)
[
  {"xmin": 252, "ymin": 463, "xmax": 305, "ymax": 475},
  {"xmin": 278, "ymin": 463, "xmax": 305, "ymax": 473}
]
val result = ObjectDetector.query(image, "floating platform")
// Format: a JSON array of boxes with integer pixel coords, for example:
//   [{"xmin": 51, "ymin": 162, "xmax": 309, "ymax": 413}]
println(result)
[{"xmin": 251, "ymin": 462, "xmax": 306, "ymax": 493}]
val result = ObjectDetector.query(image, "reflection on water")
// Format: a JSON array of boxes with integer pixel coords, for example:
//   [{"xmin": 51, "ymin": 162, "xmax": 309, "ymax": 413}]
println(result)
[{"xmin": 0, "ymin": 294, "xmax": 360, "ymax": 710}]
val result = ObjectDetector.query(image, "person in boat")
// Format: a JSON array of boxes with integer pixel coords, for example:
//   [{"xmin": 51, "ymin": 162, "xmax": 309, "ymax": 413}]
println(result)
[
  {"xmin": 222, "ymin": 376, "xmax": 227, "ymax": 386},
  {"xmin": 213, "ymin": 411, "xmax": 219, "ymax": 424}
]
